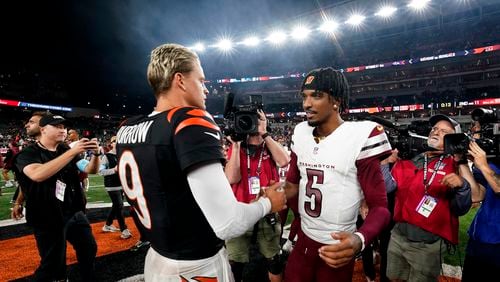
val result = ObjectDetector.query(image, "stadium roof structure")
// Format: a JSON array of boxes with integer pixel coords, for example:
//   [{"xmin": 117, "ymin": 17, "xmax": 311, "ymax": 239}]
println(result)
[{"xmin": 0, "ymin": 0, "xmax": 498, "ymax": 114}]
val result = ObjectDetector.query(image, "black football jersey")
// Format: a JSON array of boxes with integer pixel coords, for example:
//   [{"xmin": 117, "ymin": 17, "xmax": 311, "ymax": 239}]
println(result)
[{"xmin": 116, "ymin": 107, "xmax": 225, "ymax": 260}]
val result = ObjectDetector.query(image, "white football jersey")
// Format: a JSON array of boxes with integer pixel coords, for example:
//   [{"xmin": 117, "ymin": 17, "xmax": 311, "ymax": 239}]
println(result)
[{"xmin": 291, "ymin": 120, "xmax": 391, "ymax": 244}]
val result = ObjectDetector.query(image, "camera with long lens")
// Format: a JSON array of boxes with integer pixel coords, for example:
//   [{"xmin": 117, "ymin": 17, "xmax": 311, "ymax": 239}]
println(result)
[
  {"xmin": 444, "ymin": 108, "xmax": 499, "ymax": 158},
  {"xmin": 223, "ymin": 93, "xmax": 264, "ymax": 141}
]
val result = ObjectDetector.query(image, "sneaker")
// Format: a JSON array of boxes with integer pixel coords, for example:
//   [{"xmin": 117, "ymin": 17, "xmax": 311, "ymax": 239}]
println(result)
[
  {"xmin": 120, "ymin": 229, "xmax": 132, "ymax": 239},
  {"xmin": 4, "ymin": 181, "xmax": 13, "ymax": 188},
  {"xmin": 102, "ymin": 225, "xmax": 120, "ymax": 232},
  {"xmin": 130, "ymin": 240, "xmax": 150, "ymax": 251}
]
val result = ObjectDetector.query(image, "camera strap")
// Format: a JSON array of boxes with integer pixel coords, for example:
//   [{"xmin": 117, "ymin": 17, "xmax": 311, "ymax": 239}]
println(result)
[{"xmin": 423, "ymin": 154, "xmax": 445, "ymax": 194}]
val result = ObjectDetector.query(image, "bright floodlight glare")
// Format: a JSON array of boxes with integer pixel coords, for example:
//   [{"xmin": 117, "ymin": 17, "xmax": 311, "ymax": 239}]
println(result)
[
  {"xmin": 266, "ymin": 31, "xmax": 287, "ymax": 44},
  {"xmin": 408, "ymin": 0, "xmax": 431, "ymax": 10},
  {"xmin": 375, "ymin": 6, "xmax": 398, "ymax": 17},
  {"xmin": 346, "ymin": 14, "xmax": 366, "ymax": 26},
  {"xmin": 193, "ymin": 43, "xmax": 205, "ymax": 52},
  {"xmin": 319, "ymin": 20, "xmax": 339, "ymax": 33},
  {"xmin": 291, "ymin": 26, "xmax": 311, "ymax": 40},
  {"xmin": 216, "ymin": 39, "xmax": 233, "ymax": 51},
  {"xmin": 242, "ymin": 36, "xmax": 260, "ymax": 46}
]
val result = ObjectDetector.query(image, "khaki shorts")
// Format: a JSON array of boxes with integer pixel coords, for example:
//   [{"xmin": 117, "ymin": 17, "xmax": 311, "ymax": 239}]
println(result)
[
  {"xmin": 226, "ymin": 216, "xmax": 282, "ymax": 263},
  {"xmin": 386, "ymin": 228, "xmax": 446, "ymax": 282}
]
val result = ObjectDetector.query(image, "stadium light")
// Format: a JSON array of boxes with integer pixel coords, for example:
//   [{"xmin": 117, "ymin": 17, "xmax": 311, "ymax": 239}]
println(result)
[
  {"xmin": 266, "ymin": 31, "xmax": 287, "ymax": 45},
  {"xmin": 192, "ymin": 42, "xmax": 205, "ymax": 52},
  {"xmin": 346, "ymin": 14, "xmax": 366, "ymax": 26},
  {"xmin": 375, "ymin": 6, "xmax": 398, "ymax": 17},
  {"xmin": 184, "ymin": 0, "xmax": 445, "ymax": 53},
  {"xmin": 241, "ymin": 36, "xmax": 260, "ymax": 47},
  {"xmin": 291, "ymin": 26, "xmax": 311, "ymax": 41},
  {"xmin": 216, "ymin": 39, "xmax": 233, "ymax": 51},
  {"xmin": 319, "ymin": 20, "xmax": 339, "ymax": 33},
  {"xmin": 408, "ymin": 0, "xmax": 431, "ymax": 10}
]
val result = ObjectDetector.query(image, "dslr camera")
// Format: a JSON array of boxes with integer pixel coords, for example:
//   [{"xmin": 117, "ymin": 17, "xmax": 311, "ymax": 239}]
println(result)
[{"xmin": 223, "ymin": 93, "xmax": 264, "ymax": 140}]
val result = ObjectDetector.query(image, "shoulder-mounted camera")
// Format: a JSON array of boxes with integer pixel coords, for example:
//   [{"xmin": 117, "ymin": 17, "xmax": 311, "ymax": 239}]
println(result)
[
  {"xmin": 358, "ymin": 115, "xmax": 429, "ymax": 160},
  {"xmin": 223, "ymin": 93, "xmax": 263, "ymax": 139},
  {"xmin": 445, "ymin": 108, "xmax": 499, "ymax": 158}
]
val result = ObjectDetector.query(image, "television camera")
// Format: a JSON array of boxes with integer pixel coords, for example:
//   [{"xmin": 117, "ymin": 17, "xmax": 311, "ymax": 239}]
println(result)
[
  {"xmin": 223, "ymin": 93, "xmax": 264, "ymax": 141},
  {"xmin": 444, "ymin": 108, "xmax": 499, "ymax": 158},
  {"xmin": 359, "ymin": 115, "xmax": 430, "ymax": 160}
]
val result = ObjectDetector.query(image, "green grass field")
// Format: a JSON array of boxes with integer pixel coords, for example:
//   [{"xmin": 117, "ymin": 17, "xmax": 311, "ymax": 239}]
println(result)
[
  {"xmin": 0, "ymin": 173, "xmax": 477, "ymax": 266},
  {"xmin": 0, "ymin": 173, "xmax": 110, "ymax": 219}
]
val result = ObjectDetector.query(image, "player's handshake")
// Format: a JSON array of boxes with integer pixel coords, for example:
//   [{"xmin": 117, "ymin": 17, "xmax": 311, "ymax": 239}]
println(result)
[{"xmin": 264, "ymin": 181, "xmax": 287, "ymax": 212}]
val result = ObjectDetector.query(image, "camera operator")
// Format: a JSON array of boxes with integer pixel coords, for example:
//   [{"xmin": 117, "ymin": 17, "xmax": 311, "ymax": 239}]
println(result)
[
  {"xmin": 384, "ymin": 114, "xmax": 478, "ymax": 282},
  {"xmin": 461, "ymin": 121, "xmax": 500, "ymax": 281},
  {"xmin": 224, "ymin": 109, "xmax": 290, "ymax": 282}
]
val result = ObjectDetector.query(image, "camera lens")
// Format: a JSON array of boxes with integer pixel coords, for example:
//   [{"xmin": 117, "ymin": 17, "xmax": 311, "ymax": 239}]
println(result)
[{"xmin": 236, "ymin": 114, "xmax": 256, "ymax": 132}]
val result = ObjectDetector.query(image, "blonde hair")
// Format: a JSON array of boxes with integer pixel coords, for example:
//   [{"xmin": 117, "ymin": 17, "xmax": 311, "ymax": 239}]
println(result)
[{"xmin": 147, "ymin": 43, "xmax": 199, "ymax": 98}]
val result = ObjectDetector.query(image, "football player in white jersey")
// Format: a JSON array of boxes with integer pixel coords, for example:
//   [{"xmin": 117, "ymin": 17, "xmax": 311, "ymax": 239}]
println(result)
[{"xmin": 283, "ymin": 67, "xmax": 392, "ymax": 282}]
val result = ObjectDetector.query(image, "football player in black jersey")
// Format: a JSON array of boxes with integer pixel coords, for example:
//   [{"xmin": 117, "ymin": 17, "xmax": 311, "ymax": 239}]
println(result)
[{"xmin": 116, "ymin": 43, "xmax": 286, "ymax": 282}]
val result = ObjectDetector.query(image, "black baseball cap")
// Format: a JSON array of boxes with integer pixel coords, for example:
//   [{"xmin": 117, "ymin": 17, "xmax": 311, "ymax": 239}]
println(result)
[
  {"xmin": 39, "ymin": 114, "xmax": 68, "ymax": 127},
  {"xmin": 429, "ymin": 114, "xmax": 461, "ymax": 133}
]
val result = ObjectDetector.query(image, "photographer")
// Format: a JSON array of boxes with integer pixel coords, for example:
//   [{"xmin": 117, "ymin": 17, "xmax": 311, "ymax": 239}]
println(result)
[
  {"xmin": 13, "ymin": 114, "xmax": 99, "ymax": 281},
  {"xmin": 461, "ymin": 122, "xmax": 500, "ymax": 281},
  {"xmin": 384, "ymin": 114, "xmax": 478, "ymax": 282},
  {"xmin": 224, "ymin": 109, "xmax": 290, "ymax": 282}
]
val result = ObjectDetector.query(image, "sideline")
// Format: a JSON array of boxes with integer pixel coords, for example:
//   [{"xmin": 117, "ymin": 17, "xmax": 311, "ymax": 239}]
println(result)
[
  {"xmin": 0, "ymin": 201, "xmax": 131, "ymax": 228},
  {"xmin": 0, "ymin": 217, "xmax": 139, "ymax": 281}
]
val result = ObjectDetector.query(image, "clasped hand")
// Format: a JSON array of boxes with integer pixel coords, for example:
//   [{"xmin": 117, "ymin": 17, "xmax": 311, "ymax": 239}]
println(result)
[
  {"xmin": 262, "ymin": 180, "xmax": 287, "ymax": 213},
  {"xmin": 319, "ymin": 231, "xmax": 363, "ymax": 268}
]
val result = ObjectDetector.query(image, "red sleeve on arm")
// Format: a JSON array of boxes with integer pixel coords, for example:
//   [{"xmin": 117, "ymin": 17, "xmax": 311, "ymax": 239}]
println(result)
[
  {"xmin": 356, "ymin": 156, "xmax": 391, "ymax": 245},
  {"xmin": 286, "ymin": 151, "xmax": 300, "ymax": 184}
]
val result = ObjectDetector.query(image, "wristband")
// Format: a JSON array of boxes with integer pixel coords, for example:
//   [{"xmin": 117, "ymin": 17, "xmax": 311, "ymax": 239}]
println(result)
[
  {"xmin": 92, "ymin": 152, "xmax": 102, "ymax": 156},
  {"xmin": 354, "ymin": 232, "xmax": 366, "ymax": 252},
  {"xmin": 261, "ymin": 133, "xmax": 269, "ymax": 140}
]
